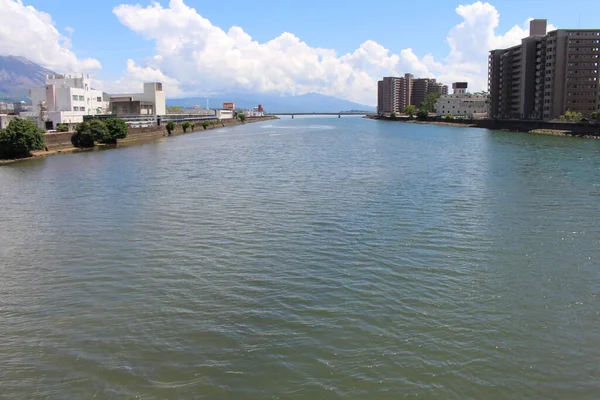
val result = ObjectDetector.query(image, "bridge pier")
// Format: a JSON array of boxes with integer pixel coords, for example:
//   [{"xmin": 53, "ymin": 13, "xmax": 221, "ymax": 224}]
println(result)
[
  {"xmin": 338, "ymin": 114, "xmax": 341, "ymax": 118},
  {"xmin": 292, "ymin": 115, "xmax": 294, "ymax": 119}
]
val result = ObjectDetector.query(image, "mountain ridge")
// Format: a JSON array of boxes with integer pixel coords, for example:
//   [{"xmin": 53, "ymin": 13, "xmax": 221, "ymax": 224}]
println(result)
[
  {"xmin": 0, "ymin": 55, "xmax": 55, "ymax": 102},
  {"xmin": 167, "ymin": 92, "xmax": 375, "ymax": 113},
  {"xmin": 0, "ymin": 55, "xmax": 376, "ymax": 113}
]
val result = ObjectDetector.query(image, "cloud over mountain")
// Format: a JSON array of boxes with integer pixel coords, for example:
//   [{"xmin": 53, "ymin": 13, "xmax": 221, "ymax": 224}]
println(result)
[
  {"xmin": 111, "ymin": 0, "xmax": 550, "ymax": 105},
  {"xmin": 0, "ymin": 0, "xmax": 101, "ymax": 72},
  {"xmin": 0, "ymin": 0, "xmax": 553, "ymax": 105}
]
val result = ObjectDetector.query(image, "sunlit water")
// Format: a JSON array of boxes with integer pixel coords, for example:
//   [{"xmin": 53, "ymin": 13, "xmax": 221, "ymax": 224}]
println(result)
[{"xmin": 1, "ymin": 117, "xmax": 599, "ymax": 399}]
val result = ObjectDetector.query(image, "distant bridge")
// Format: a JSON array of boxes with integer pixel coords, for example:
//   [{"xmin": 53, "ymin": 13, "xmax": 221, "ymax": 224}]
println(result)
[{"xmin": 267, "ymin": 112, "xmax": 374, "ymax": 119}]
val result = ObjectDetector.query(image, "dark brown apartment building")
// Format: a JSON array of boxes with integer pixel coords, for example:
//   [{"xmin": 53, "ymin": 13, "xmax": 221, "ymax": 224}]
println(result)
[
  {"xmin": 488, "ymin": 19, "xmax": 600, "ymax": 120},
  {"xmin": 377, "ymin": 74, "xmax": 448, "ymax": 115}
]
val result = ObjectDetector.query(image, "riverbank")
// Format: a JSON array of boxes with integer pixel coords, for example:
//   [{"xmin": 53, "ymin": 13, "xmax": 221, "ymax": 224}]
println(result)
[
  {"xmin": 0, "ymin": 116, "xmax": 278, "ymax": 164},
  {"xmin": 365, "ymin": 115, "xmax": 600, "ymax": 138}
]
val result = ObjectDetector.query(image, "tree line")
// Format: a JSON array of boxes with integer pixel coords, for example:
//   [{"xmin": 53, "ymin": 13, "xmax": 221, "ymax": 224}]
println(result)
[
  {"xmin": 389, "ymin": 92, "xmax": 441, "ymax": 121},
  {"xmin": 0, "ymin": 117, "xmax": 129, "ymax": 160}
]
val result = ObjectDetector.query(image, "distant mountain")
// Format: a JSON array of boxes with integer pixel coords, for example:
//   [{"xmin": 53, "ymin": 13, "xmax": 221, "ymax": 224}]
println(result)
[
  {"xmin": 167, "ymin": 92, "xmax": 375, "ymax": 113},
  {"xmin": 0, "ymin": 56, "xmax": 54, "ymax": 102}
]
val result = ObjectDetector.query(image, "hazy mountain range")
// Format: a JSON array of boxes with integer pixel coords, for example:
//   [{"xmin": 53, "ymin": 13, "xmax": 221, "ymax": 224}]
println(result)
[
  {"xmin": 0, "ymin": 55, "xmax": 375, "ymax": 112},
  {"xmin": 167, "ymin": 93, "xmax": 375, "ymax": 113},
  {"xmin": 0, "ymin": 55, "xmax": 55, "ymax": 102}
]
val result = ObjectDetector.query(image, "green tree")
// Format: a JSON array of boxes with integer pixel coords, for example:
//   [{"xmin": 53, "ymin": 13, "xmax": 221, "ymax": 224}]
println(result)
[
  {"xmin": 56, "ymin": 123, "xmax": 69, "ymax": 132},
  {"xmin": 71, "ymin": 123, "xmax": 95, "ymax": 148},
  {"xmin": 0, "ymin": 118, "xmax": 45, "ymax": 159},
  {"xmin": 404, "ymin": 105, "xmax": 416, "ymax": 118},
  {"xmin": 238, "ymin": 112, "xmax": 247, "ymax": 123},
  {"xmin": 390, "ymin": 112, "xmax": 397, "ymax": 120},
  {"xmin": 420, "ymin": 92, "xmax": 441, "ymax": 113},
  {"xmin": 72, "ymin": 120, "xmax": 109, "ymax": 147},
  {"xmin": 182, "ymin": 121, "xmax": 190, "ymax": 133},
  {"xmin": 166, "ymin": 106, "xmax": 182, "ymax": 114},
  {"xmin": 166, "ymin": 121, "xmax": 176, "ymax": 135},
  {"xmin": 444, "ymin": 114, "xmax": 454, "ymax": 120},
  {"xmin": 103, "ymin": 118, "xmax": 128, "ymax": 143},
  {"xmin": 591, "ymin": 111, "xmax": 598, "ymax": 121},
  {"xmin": 89, "ymin": 120, "xmax": 110, "ymax": 143},
  {"xmin": 416, "ymin": 109, "xmax": 429, "ymax": 121},
  {"xmin": 561, "ymin": 111, "xmax": 583, "ymax": 122},
  {"xmin": 190, "ymin": 123, "xmax": 196, "ymax": 131},
  {"xmin": 202, "ymin": 121, "xmax": 209, "ymax": 130}
]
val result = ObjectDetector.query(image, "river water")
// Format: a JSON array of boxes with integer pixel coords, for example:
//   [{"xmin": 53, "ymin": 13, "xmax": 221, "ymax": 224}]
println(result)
[{"xmin": 1, "ymin": 117, "xmax": 599, "ymax": 399}]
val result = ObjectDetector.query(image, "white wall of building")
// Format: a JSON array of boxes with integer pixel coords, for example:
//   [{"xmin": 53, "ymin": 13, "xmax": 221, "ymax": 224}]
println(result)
[
  {"xmin": 30, "ymin": 74, "xmax": 108, "ymax": 130},
  {"xmin": 215, "ymin": 110, "xmax": 233, "ymax": 120},
  {"xmin": 436, "ymin": 94, "xmax": 488, "ymax": 119}
]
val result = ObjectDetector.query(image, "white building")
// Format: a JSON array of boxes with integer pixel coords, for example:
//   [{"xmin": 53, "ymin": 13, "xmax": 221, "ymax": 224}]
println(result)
[
  {"xmin": 108, "ymin": 83, "xmax": 166, "ymax": 116},
  {"xmin": 436, "ymin": 82, "xmax": 488, "ymax": 119},
  {"xmin": 215, "ymin": 109, "xmax": 233, "ymax": 120},
  {"xmin": 30, "ymin": 74, "xmax": 108, "ymax": 130},
  {"xmin": 245, "ymin": 105, "xmax": 264, "ymax": 117}
]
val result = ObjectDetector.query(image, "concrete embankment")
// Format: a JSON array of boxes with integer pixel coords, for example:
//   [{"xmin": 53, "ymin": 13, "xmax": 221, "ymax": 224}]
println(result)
[
  {"xmin": 366, "ymin": 115, "xmax": 600, "ymax": 138},
  {"xmin": 11, "ymin": 116, "xmax": 277, "ymax": 162}
]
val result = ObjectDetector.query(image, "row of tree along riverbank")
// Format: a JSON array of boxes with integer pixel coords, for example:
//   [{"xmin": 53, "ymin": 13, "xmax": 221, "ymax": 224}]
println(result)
[
  {"xmin": 366, "ymin": 115, "xmax": 600, "ymax": 138},
  {"xmin": 0, "ymin": 115, "xmax": 278, "ymax": 164}
]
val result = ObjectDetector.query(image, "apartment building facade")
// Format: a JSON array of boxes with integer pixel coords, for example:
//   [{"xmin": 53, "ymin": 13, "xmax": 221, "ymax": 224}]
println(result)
[
  {"xmin": 377, "ymin": 74, "xmax": 447, "ymax": 115},
  {"xmin": 412, "ymin": 79, "xmax": 449, "ymax": 107},
  {"xmin": 489, "ymin": 19, "xmax": 600, "ymax": 120},
  {"xmin": 377, "ymin": 74, "xmax": 412, "ymax": 115}
]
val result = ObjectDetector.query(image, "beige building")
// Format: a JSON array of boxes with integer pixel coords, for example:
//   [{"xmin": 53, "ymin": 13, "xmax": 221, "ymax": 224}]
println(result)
[
  {"xmin": 377, "ymin": 74, "xmax": 447, "ymax": 115},
  {"xmin": 436, "ymin": 82, "xmax": 488, "ymax": 119},
  {"xmin": 489, "ymin": 19, "xmax": 600, "ymax": 120},
  {"xmin": 109, "ymin": 82, "xmax": 166, "ymax": 117}
]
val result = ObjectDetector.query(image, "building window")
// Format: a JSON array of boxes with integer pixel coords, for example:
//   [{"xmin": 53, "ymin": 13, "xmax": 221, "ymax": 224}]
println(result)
[
  {"xmin": 79, "ymin": 95, "xmax": 84, "ymax": 101},
  {"xmin": 72, "ymin": 95, "xmax": 77, "ymax": 101},
  {"xmin": 97, "ymin": 97, "xmax": 102, "ymax": 102},
  {"xmin": 73, "ymin": 106, "xmax": 79, "ymax": 111}
]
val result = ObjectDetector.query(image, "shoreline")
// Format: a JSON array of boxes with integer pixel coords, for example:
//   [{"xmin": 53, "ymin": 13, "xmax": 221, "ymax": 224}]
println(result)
[
  {"xmin": 364, "ymin": 115, "xmax": 600, "ymax": 139},
  {"xmin": 0, "ymin": 116, "xmax": 278, "ymax": 165}
]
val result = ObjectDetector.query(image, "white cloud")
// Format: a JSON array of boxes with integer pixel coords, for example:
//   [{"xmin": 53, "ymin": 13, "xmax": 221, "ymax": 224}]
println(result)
[
  {"xmin": 96, "ymin": 59, "xmax": 184, "ymax": 97},
  {"xmin": 112, "ymin": 0, "xmax": 546, "ymax": 105},
  {"xmin": 0, "ymin": 0, "xmax": 101, "ymax": 72}
]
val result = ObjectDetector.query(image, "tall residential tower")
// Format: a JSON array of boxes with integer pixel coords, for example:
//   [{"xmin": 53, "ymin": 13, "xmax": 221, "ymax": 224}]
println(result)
[
  {"xmin": 377, "ymin": 74, "xmax": 448, "ymax": 115},
  {"xmin": 488, "ymin": 19, "xmax": 600, "ymax": 120}
]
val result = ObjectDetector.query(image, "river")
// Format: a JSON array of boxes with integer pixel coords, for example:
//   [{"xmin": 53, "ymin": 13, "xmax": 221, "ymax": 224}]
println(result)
[{"xmin": 1, "ymin": 116, "xmax": 599, "ymax": 399}]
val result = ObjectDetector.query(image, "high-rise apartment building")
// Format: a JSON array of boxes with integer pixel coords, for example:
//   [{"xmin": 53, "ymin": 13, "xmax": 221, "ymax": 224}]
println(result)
[
  {"xmin": 489, "ymin": 19, "xmax": 600, "ymax": 120},
  {"xmin": 376, "ymin": 74, "xmax": 413, "ymax": 115},
  {"xmin": 411, "ymin": 79, "xmax": 449, "ymax": 107},
  {"xmin": 377, "ymin": 74, "xmax": 448, "ymax": 115}
]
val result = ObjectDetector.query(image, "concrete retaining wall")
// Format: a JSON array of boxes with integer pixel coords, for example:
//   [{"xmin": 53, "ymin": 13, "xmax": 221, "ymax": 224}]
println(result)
[
  {"xmin": 44, "ymin": 132, "xmax": 74, "ymax": 150},
  {"xmin": 42, "ymin": 116, "xmax": 278, "ymax": 151},
  {"xmin": 476, "ymin": 119, "xmax": 600, "ymax": 135}
]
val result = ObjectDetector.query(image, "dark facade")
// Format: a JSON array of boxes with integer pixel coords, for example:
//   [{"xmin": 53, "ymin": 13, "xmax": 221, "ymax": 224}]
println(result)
[
  {"xmin": 377, "ymin": 75, "xmax": 448, "ymax": 115},
  {"xmin": 110, "ymin": 99, "xmax": 155, "ymax": 116},
  {"xmin": 489, "ymin": 19, "xmax": 600, "ymax": 120}
]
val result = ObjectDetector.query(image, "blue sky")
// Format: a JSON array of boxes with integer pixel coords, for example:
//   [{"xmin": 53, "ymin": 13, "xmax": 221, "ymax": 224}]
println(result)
[{"xmin": 3, "ymin": 0, "xmax": 600, "ymax": 104}]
